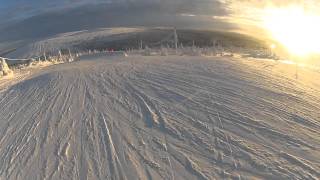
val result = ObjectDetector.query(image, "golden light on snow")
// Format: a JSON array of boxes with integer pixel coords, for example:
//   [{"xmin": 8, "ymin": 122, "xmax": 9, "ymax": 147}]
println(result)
[{"xmin": 262, "ymin": 6, "xmax": 320, "ymax": 57}]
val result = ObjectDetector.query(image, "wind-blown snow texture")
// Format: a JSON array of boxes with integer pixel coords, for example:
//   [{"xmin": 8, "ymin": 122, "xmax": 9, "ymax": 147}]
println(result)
[{"xmin": 0, "ymin": 55, "xmax": 319, "ymax": 180}]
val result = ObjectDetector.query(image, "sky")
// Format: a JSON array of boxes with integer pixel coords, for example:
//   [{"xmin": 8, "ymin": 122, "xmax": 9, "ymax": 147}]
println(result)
[
  {"xmin": 0, "ymin": 0, "xmax": 319, "ymax": 38},
  {"xmin": 0, "ymin": 0, "xmax": 228, "ymax": 21}
]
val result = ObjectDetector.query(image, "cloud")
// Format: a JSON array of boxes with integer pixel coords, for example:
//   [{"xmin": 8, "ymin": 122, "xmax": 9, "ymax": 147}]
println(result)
[
  {"xmin": 0, "ymin": 0, "xmax": 230, "ymax": 23},
  {"xmin": 1, "ymin": 0, "xmax": 318, "ymax": 40},
  {"xmin": 0, "ymin": 1, "xmax": 239, "ymax": 41}
]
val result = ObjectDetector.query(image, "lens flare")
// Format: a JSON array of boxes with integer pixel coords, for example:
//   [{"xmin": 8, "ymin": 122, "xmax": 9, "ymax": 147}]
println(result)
[{"xmin": 262, "ymin": 6, "xmax": 320, "ymax": 57}]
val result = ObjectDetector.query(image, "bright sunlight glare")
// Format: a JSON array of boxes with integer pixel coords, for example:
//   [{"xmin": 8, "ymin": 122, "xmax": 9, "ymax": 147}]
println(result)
[{"xmin": 262, "ymin": 6, "xmax": 320, "ymax": 57}]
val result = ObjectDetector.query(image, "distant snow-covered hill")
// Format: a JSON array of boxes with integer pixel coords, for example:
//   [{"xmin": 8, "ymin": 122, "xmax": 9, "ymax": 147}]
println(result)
[{"xmin": 0, "ymin": 28, "xmax": 266, "ymax": 59}]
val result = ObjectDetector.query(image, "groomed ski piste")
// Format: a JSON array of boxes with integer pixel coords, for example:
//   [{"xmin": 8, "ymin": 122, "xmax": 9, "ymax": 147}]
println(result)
[{"xmin": 0, "ymin": 52, "xmax": 319, "ymax": 180}]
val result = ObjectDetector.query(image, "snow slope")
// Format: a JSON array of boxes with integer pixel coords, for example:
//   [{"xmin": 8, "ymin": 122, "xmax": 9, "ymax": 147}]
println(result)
[{"xmin": 0, "ymin": 55, "xmax": 319, "ymax": 180}]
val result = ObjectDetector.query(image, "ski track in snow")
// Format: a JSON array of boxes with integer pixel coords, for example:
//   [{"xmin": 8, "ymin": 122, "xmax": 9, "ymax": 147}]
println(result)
[{"xmin": 0, "ymin": 55, "xmax": 319, "ymax": 180}]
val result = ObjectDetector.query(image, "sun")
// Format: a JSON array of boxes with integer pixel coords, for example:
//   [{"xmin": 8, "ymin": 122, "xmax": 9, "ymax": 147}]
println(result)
[{"xmin": 262, "ymin": 6, "xmax": 320, "ymax": 57}]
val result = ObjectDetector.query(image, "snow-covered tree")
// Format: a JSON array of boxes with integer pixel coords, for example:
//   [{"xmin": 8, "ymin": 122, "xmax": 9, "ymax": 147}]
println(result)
[{"xmin": 0, "ymin": 58, "xmax": 13, "ymax": 77}]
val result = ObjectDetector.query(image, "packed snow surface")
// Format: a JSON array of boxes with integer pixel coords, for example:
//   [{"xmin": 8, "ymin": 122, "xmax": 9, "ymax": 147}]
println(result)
[{"xmin": 0, "ymin": 55, "xmax": 319, "ymax": 180}]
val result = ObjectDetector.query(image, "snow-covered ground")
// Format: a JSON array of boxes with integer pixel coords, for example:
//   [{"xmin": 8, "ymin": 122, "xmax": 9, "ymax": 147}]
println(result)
[{"xmin": 0, "ymin": 55, "xmax": 319, "ymax": 180}]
